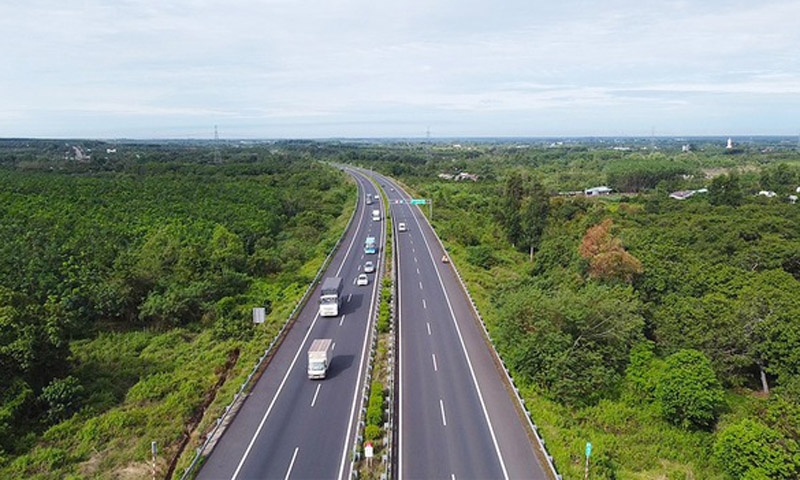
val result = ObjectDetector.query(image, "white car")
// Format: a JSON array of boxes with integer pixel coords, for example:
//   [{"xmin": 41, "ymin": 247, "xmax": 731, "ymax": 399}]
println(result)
[
  {"xmin": 398, "ymin": 222, "xmax": 407, "ymax": 232},
  {"xmin": 364, "ymin": 261, "xmax": 375, "ymax": 273},
  {"xmin": 356, "ymin": 273, "xmax": 369, "ymax": 286}
]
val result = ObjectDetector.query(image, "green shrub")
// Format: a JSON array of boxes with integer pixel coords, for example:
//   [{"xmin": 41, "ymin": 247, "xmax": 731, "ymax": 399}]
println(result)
[
  {"xmin": 714, "ymin": 419, "xmax": 798, "ymax": 479},
  {"xmin": 366, "ymin": 381, "xmax": 384, "ymax": 426},
  {"xmin": 366, "ymin": 405, "xmax": 383, "ymax": 426},
  {"xmin": 364, "ymin": 424, "xmax": 382, "ymax": 441},
  {"xmin": 39, "ymin": 376, "xmax": 84, "ymax": 425},
  {"xmin": 656, "ymin": 349, "xmax": 724, "ymax": 429},
  {"xmin": 466, "ymin": 244, "xmax": 497, "ymax": 269},
  {"xmin": 623, "ymin": 341, "xmax": 663, "ymax": 404},
  {"xmin": 377, "ymin": 287, "xmax": 391, "ymax": 334}
]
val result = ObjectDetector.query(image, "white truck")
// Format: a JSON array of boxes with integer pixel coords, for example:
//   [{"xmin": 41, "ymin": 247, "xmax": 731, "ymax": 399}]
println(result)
[
  {"xmin": 307, "ymin": 339, "xmax": 333, "ymax": 379},
  {"xmin": 319, "ymin": 276, "xmax": 343, "ymax": 317},
  {"xmin": 372, "ymin": 209, "xmax": 381, "ymax": 221}
]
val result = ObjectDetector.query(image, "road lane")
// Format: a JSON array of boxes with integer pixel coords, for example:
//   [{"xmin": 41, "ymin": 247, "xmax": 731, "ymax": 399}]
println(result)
[
  {"xmin": 199, "ymin": 169, "xmax": 384, "ymax": 480},
  {"xmin": 373, "ymin": 171, "xmax": 551, "ymax": 480}
]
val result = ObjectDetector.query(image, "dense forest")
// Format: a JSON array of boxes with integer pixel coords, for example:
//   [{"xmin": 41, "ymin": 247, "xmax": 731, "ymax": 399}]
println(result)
[
  {"xmin": 0, "ymin": 140, "xmax": 354, "ymax": 477},
  {"xmin": 348, "ymin": 138, "xmax": 800, "ymax": 479}
]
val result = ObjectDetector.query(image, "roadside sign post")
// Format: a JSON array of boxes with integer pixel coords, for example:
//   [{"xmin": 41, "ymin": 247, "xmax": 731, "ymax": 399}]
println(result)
[
  {"xmin": 253, "ymin": 307, "xmax": 266, "ymax": 324},
  {"xmin": 151, "ymin": 441, "xmax": 157, "ymax": 480},
  {"xmin": 410, "ymin": 198, "xmax": 433, "ymax": 220},
  {"xmin": 364, "ymin": 441, "xmax": 374, "ymax": 466},
  {"xmin": 585, "ymin": 442, "xmax": 592, "ymax": 480}
]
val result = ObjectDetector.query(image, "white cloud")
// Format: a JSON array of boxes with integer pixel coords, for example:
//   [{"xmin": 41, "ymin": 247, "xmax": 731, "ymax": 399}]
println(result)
[{"xmin": 1, "ymin": 0, "xmax": 799, "ymax": 137}]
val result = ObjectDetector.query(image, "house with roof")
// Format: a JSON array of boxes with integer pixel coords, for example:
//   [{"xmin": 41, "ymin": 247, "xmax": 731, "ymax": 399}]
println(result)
[{"xmin": 584, "ymin": 186, "xmax": 613, "ymax": 196}]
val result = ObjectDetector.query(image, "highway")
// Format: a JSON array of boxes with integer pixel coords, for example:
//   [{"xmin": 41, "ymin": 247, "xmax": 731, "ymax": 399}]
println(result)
[
  {"xmin": 374, "ymin": 173, "xmax": 551, "ymax": 480},
  {"xmin": 198, "ymin": 168, "xmax": 383, "ymax": 480}
]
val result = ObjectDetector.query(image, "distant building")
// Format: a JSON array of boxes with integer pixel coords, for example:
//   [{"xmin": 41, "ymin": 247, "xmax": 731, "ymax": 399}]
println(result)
[
  {"xmin": 669, "ymin": 188, "xmax": 708, "ymax": 200},
  {"xmin": 757, "ymin": 190, "xmax": 777, "ymax": 198},
  {"xmin": 455, "ymin": 172, "xmax": 479, "ymax": 182},
  {"xmin": 585, "ymin": 186, "xmax": 613, "ymax": 196},
  {"xmin": 682, "ymin": 144, "xmax": 692, "ymax": 152},
  {"xmin": 669, "ymin": 190, "xmax": 695, "ymax": 200},
  {"xmin": 106, "ymin": 148, "xmax": 117, "ymax": 154},
  {"xmin": 438, "ymin": 172, "xmax": 478, "ymax": 181},
  {"xmin": 726, "ymin": 138, "xmax": 734, "ymax": 149},
  {"xmin": 789, "ymin": 195, "xmax": 798, "ymax": 205}
]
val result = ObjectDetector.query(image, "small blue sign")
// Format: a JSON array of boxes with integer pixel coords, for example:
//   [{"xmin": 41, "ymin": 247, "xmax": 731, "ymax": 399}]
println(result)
[{"xmin": 586, "ymin": 442, "xmax": 592, "ymax": 458}]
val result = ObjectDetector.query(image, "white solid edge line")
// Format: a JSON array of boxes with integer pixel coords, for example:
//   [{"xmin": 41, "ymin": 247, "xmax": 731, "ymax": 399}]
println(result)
[{"xmin": 230, "ymin": 172, "xmax": 368, "ymax": 480}]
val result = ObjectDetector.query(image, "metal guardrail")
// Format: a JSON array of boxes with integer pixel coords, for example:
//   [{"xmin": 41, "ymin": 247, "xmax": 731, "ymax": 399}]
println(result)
[
  {"xmin": 179, "ymin": 174, "xmax": 361, "ymax": 480},
  {"xmin": 417, "ymin": 190, "xmax": 562, "ymax": 480}
]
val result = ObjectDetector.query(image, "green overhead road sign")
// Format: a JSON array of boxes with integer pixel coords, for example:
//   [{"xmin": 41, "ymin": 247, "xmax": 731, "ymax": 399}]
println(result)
[{"xmin": 410, "ymin": 199, "xmax": 426, "ymax": 205}]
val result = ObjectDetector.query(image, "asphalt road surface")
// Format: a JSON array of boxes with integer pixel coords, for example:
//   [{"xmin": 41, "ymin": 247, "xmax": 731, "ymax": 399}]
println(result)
[
  {"xmin": 374, "ymin": 172, "xmax": 551, "ymax": 480},
  {"xmin": 199, "ymin": 168, "xmax": 383, "ymax": 480}
]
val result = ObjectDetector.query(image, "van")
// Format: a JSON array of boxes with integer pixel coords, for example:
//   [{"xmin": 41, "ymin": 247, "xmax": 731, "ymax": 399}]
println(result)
[{"xmin": 372, "ymin": 209, "xmax": 380, "ymax": 221}]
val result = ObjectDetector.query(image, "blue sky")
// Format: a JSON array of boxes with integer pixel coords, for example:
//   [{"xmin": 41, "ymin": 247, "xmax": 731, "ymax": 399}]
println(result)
[{"xmin": 1, "ymin": 0, "xmax": 799, "ymax": 139}]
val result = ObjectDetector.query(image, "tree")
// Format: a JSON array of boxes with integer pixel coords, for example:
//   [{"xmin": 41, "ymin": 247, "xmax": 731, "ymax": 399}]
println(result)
[
  {"xmin": 655, "ymin": 349, "xmax": 724, "ymax": 429},
  {"xmin": 709, "ymin": 172, "xmax": 743, "ymax": 207},
  {"xmin": 209, "ymin": 225, "xmax": 246, "ymax": 273},
  {"xmin": 579, "ymin": 218, "xmax": 643, "ymax": 283},
  {"xmin": 735, "ymin": 269, "xmax": 800, "ymax": 394},
  {"xmin": 498, "ymin": 170, "xmax": 525, "ymax": 247},
  {"xmin": 760, "ymin": 163, "xmax": 797, "ymax": 193},
  {"xmin": 651, "ymin": 292, "xmax": 753, "ymax": 388},
  {"xmin": 519, "ymin": 179, "xmax": 550, "ymax": 261},
  {"xmin": 498, "ymin": 171, "xmax": 550, "ymax": 260},
  {"xmin": 496, "ymin": 283, "xmax": 644, "ymax": 406}
]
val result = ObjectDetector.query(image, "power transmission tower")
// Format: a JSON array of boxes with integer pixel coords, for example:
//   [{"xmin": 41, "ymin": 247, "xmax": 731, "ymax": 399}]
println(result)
[{"xmin": 213, "ymin": 125, "xmax": 221, "ymax": 163}]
